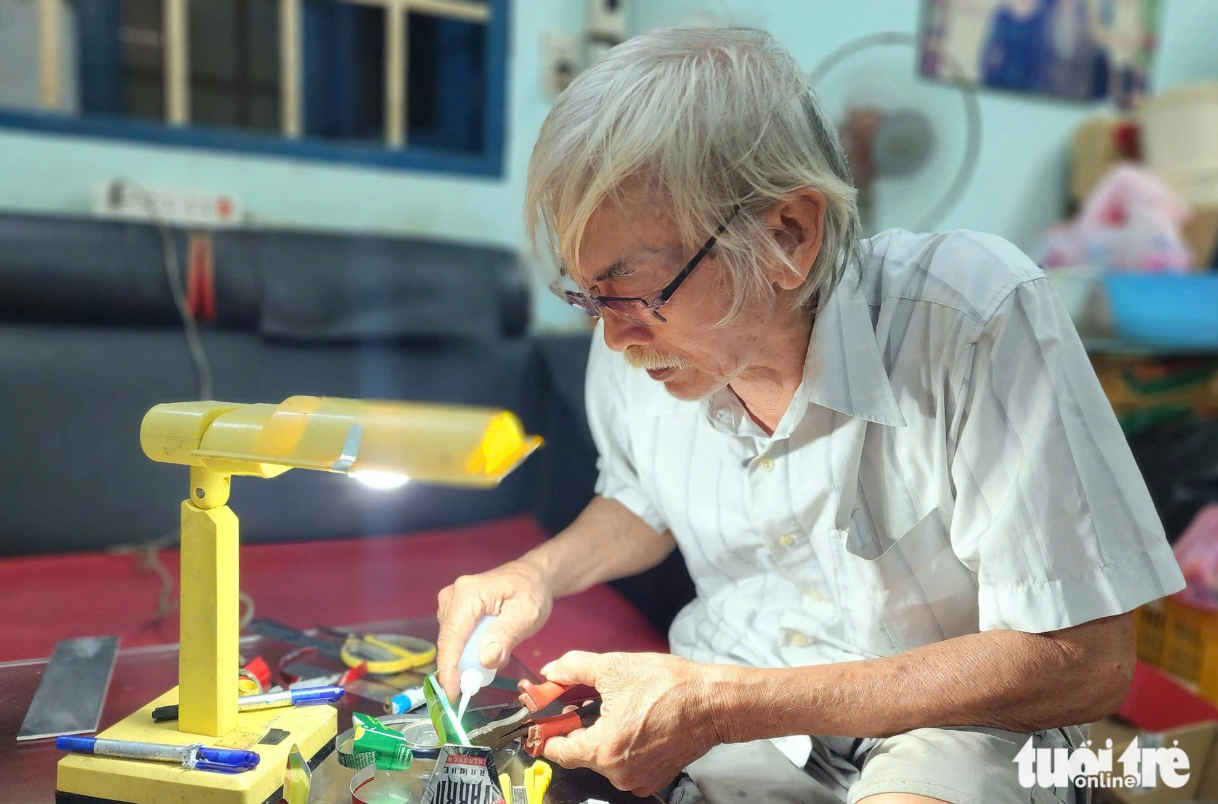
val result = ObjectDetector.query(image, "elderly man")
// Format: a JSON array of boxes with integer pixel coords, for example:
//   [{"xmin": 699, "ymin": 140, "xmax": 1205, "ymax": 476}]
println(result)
[{"xmin": 435, "ymin": 27, "xmax": 1183, "ymax": 804}]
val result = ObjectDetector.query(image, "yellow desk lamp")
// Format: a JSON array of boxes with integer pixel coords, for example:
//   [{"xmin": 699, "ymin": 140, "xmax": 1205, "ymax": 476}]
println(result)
[{"xmin": 57, "ymin": 396, "xmax": 541, "ymax": 804}]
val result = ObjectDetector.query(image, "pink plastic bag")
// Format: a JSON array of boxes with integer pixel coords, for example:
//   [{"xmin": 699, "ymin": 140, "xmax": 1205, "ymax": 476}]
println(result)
[
  {"xmin": 1173, "ymin": 504, "xmax": 1218, "ymax": 610},
  {"xmin": 1037, "ymin": 163, "xmax": 1193, "ymax": 272}
]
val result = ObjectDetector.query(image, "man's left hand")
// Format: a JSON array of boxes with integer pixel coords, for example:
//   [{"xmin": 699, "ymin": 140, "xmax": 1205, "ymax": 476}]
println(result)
[{"xmin": 539, "ymin": 651, "xmax": 724, "ymax": 796}]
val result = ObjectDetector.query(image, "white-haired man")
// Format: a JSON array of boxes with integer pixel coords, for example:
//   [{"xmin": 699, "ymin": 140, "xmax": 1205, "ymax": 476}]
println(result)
[{"xmin": 435, "ymin": 27, "xmax": 1183, "ymax": 804}]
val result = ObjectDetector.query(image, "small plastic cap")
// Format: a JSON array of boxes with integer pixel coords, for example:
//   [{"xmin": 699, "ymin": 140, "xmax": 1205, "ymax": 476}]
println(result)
[{"xmin": 460, "ymin": 668, "xmax": 483, "ymax": 696}]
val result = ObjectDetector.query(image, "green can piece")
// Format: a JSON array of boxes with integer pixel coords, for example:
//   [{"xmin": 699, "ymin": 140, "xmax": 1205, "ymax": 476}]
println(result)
[
  {"xmin": 351, "ymin": 712, "xmax": 414, "ymax": 771},
  {"xmin": 424, "ymin": 672, "xmax": 471, "ymax": 747}
]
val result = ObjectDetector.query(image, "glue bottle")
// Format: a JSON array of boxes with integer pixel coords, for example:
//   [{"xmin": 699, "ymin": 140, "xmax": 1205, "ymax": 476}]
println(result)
[{"xmin": 456, "ymin": 615, "xmax": 498, "ymax": 720}]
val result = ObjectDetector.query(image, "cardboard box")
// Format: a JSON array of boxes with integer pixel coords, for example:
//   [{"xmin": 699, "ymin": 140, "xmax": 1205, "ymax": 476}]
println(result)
[
  {"xmin": 1090, "ymin": 719, "xmax": 1218, "ymax": 803},
  {"xmin": 1182, "ymin": 206, "xmax": 1218, "ymax": 269}
]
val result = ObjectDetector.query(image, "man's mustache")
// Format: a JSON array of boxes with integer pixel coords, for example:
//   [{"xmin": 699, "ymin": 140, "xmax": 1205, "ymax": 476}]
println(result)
[{"xmin": 625, "ymin": 347, "xmax": 690, "ymax": 371}]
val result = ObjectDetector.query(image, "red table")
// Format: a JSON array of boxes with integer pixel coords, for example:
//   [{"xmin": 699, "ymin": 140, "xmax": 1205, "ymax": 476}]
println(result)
[
  {"xmin": 0, "ymin": 618, "xmax": 644, "ymax": 804},
  {"xmin": 0, "ymin": 514, "xmax": 668, "ymax": 672},
  {"xmin": 0, "ymin": 516, "xmax": 669, "ymax": 803}
]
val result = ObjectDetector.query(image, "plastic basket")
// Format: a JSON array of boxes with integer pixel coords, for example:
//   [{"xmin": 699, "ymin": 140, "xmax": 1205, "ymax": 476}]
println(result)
[
  {"xmin": 1103, "ymin": 273, "xmax": 1218, "ymax": 347},
  {"xmin": 1134, "ymin": 596, "xmax": 1218, "ymax": 703}
]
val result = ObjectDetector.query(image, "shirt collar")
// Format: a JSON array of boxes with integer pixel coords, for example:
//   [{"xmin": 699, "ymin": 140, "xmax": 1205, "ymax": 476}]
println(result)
[
  {"xmin": 643, "ymin": 279, "xmax": 906, "ymax": 428},
  {"xmin": 802, "ymin": 278, "xmax": 907, "ymax": 428}
]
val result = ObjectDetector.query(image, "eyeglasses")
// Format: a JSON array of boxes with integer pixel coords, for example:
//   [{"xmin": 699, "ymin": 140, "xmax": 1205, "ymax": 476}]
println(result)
[{"xmin": 550, "ymin": 206, "xmax": 740, "ymax": 326}]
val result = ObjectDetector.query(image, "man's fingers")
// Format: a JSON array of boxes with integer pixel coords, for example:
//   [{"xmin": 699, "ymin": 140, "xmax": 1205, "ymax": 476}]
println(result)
[
  {"xmin": 541, "ymin": 727, "xmax": 593, "ymax": 769},
  {"xmin": 540, "ymin": 650, "xmax": 602, "ymax": 687},
  {"xmin": 436, "ymin": 665, "xmax": 461, "ymax": 705},
  {"xmin": 436, "ymin": 586, "xmax": 453, "ymax": 623},
  {"xmin": 478, "ymin": 606, "xmax": 535, "ymax": 669},
  {"xmin": 435, "ymin": 602, "xmax": 484, "ymax": 703}
]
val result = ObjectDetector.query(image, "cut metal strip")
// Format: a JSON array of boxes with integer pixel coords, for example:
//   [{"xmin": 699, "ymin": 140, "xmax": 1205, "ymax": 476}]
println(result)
[
  {"xmin": 18, "ymin": 636, "xmax": 119, "ymax": 740},
  {"xmin": 331, "ymin": 423, "xmax": 363, "ymax": 472}
]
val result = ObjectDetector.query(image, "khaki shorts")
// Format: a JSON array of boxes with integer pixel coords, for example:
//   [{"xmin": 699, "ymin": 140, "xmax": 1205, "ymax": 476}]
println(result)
[{"xmin": 676, "ymin": 725, "xmax": 1087, "ymax": 804}]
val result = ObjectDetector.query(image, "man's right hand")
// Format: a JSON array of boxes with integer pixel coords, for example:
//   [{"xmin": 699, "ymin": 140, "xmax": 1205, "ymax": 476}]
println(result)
[{"xmin": 435, "ymin": 557, "xmax": 555, "ymax": 703}]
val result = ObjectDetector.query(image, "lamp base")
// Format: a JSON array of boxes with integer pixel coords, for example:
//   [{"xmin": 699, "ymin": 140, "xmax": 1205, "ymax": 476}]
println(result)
[{"xmin": 55, "ymin": 688, "xmax": 337, "ymax": 804}]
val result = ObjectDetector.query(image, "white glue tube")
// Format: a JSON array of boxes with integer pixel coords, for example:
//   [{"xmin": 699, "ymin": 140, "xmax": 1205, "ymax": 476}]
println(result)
[{"xmin": 456, "ymin": 615, "xmax": 498, "ymax": 721}]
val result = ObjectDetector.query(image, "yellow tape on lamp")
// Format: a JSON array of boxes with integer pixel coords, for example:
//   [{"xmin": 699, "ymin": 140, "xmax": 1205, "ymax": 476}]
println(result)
[{"xmin": 340, "ymin": 634, "xmax": 436, "ymax": 675}]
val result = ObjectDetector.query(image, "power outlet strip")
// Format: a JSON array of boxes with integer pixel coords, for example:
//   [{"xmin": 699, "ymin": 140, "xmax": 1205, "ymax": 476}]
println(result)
[{"xmin": 93, "ymin": 180, "xmax": 242, "ymax": 228}]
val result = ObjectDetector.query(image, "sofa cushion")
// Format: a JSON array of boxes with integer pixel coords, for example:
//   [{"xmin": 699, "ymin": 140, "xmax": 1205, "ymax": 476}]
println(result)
[{"xmin": 0, "ymin": 212, "xmax": 530, "ymax": 339}]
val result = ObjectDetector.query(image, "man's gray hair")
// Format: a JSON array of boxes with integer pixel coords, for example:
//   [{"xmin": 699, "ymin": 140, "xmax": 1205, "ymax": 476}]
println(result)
[{"xmin": 526, "ymin": 26, "xmax": 862, "ymax": 321}]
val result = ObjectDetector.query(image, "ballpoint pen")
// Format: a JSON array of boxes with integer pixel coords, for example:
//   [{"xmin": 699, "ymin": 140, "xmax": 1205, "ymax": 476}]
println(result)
[
  {"xmin": 151, "ymin": 685, "xmax": 344, "ymax": 722},
  {"xmin": 57, "ymin": 735, "xmax": 260, "ymax": 773}
]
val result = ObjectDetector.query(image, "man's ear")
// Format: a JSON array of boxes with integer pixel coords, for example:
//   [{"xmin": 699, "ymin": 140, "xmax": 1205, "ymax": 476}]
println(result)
[{"xmin": 763, "ymin": 189, "xmax": 826, "ymax": 291}]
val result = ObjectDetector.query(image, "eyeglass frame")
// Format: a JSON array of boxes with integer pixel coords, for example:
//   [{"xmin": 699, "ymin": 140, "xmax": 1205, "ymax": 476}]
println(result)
[{"xmin": 549, "ymin": 205, "xmax": 741, "ymax": 325}]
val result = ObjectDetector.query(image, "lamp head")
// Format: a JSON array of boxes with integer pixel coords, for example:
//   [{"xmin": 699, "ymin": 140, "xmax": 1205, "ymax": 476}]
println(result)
[{"xmin": 141, "ymin": 396, "xmax": 542, "ymax": 488}]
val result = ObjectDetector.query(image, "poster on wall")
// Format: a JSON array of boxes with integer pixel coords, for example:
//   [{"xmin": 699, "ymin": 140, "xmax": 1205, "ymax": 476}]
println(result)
[{"xmin": 919, "ymin": 0, "xmax": 1161, "ymax": 105}]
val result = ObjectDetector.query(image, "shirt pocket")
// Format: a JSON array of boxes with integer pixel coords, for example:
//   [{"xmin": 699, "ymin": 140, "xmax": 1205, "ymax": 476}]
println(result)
[{"xmin": 834, "ymin": 506, "xmax": 979, "ymax": 657}]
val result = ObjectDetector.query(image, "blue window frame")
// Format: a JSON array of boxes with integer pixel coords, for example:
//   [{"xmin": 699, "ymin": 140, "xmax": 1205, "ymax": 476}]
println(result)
[{"xmin": 0, "ymin": 0, "xmax": 509, "ymax": 177}]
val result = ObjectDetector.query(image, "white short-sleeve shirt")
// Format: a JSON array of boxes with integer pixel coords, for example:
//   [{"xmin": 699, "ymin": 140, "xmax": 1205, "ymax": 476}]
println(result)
[{"xmin": 586, "ymin": 228, "xmax": 1184, "ymax": 670}]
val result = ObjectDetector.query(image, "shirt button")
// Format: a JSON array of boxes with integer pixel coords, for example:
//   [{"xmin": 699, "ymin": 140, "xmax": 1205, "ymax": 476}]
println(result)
[
  {"xmin": 758, "ymin": 457, "xmax": 775, "ymax": 472},
  {"xmin": 806, "ymin": 588, "xmax": 824, "ymax": 602},
  {"xmin": 777, "ymin": 534, "xmax": 795, "ymax": 548},
  {"xmin": 790, "ymin": 632, "xmax": 809, "ymax": 647}
]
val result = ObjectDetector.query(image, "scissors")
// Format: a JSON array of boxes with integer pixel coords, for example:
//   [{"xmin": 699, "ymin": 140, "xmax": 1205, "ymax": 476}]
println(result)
[{"xmin": 317, "ymin": 626, "xmax": 437, "ymax": 675}]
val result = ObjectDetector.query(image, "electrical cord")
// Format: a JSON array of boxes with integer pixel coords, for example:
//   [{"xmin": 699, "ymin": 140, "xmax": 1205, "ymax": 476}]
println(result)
[
  {"xmin": 117, "ymin": 179, "xmax": 213, "ymax": 400},
  {"xmin": 103, "ymin": 180, "xmax": 255, "ymax": 628},
  {"xmin": 106, "ymin": 529, "xmax": 180, "ymax": 623},
  {"xmin": 808, "ymin": 30, "xmax": 983, "ymax": 234}
]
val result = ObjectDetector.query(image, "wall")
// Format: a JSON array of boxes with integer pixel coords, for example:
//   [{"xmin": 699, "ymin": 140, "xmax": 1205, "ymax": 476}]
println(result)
[
  {"xmin": 0, "ymin": 0, "xmax": 591, "ymax": 330},
  {"xmin": 634, "ymin": 0, "xmax": 1218, "ymax": 254},
  {"xmin": 0, "ymin": 1, "xmax": 1216, "ymax": 330}
]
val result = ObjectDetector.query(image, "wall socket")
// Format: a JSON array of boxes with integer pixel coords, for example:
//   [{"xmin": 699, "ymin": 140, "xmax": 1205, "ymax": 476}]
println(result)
[
  {"xmin": 93, "ymin": 180, "xmax": 241, "ymax": 228},
  {"xmin": 542, "ymin": 32, "xmax": 582, "ymax": 99},
  {"xmin": 588, "ymin": 0, "xmax": 628, "ymax": 42}
]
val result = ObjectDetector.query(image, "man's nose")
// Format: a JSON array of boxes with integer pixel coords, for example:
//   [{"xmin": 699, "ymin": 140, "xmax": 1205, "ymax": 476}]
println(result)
[{"xmin": 601, "ymin": 311, "xmax": 654, "ymax": 353}]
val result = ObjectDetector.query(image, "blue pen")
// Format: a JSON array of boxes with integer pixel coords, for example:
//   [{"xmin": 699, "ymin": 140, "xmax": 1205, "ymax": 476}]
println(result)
[
  {"xmin": 57, "ymin": 736, "xmax": 260, "ymax": 773},
  {"xmin": 151, "ymin": 685, "xmax": 345, "ymax": 722},
  {"xmin": 237, "ymin": 685, "xmax": 345, "ymax": 711}
]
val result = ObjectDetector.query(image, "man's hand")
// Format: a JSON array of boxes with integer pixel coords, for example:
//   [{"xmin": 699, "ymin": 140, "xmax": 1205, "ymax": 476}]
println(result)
[
  {"xmin": 435, "ymin": 558, "xmax": 554, "ymax": 702},
  {"xmin": 540, "ymin": 651, "xmax": 723, "ymax": 797},
  {"xmin": 434, "ymin": 497, "xmax": 678, "ymax": 705}
]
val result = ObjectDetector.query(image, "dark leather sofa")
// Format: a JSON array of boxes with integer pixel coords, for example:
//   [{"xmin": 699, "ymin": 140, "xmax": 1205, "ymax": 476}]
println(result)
[{"xmin": 0, "ymin": 211, "xmax": 558, "ymax": 553}]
